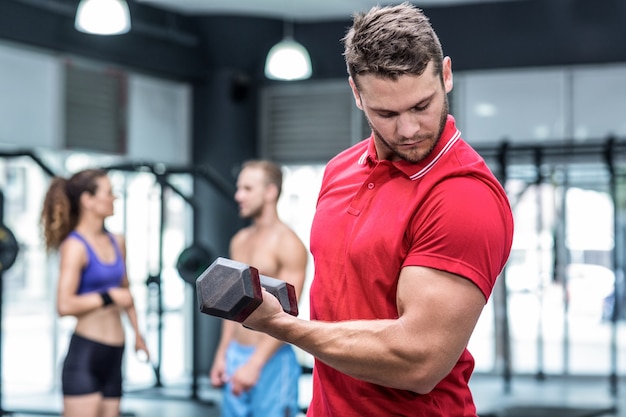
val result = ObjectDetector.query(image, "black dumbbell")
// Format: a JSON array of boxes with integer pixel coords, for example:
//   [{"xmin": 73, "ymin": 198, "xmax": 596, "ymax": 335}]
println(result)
[{"xmin": 196, "ymin": 257, "xmax": 298, "ymax": 322}]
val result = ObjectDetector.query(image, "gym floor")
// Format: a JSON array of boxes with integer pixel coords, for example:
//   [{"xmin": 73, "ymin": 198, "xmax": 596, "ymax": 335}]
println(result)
[{"xmin": 1, "ymin": 373, "xmax": 625, "ymax": 417}]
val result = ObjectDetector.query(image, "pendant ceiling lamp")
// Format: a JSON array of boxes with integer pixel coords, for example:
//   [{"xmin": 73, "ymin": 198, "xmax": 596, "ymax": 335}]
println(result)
[
  {"xmin": 264, "ymin": 20, "xmax": 312, "ymax": 81},
  {"xmin": 75, "ymin": 0, "xmax": 131, "ymax": 35}
]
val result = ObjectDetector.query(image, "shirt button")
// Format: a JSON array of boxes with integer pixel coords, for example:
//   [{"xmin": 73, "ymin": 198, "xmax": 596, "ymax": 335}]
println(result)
[{"xmin": 368, "ymin": 183, "xmax": 375, "ymax": 189}]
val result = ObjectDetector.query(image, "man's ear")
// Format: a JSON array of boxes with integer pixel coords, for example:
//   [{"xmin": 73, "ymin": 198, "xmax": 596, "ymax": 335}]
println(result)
[
  {"xmin": 442, "ymin": 56, "xmax": 453, "ymax": 94},
  {"xmin": 265, "ymin": 182, "xmax": 279, "ymax": 203},
  {"xmin": 348, "ymin": 76, "xmax": 364, "ymax": 110}
]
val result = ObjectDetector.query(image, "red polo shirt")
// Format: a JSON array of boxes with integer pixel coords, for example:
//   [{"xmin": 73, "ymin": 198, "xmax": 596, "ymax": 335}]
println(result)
[{"xmin": 308, "ymin": 115, "xmax": 514, "ymax": 417}]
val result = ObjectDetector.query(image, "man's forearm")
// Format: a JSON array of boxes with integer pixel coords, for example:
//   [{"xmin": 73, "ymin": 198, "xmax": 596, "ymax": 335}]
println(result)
[{"xmin": 256, "ymin": 312, "xmax": 443, "ymax": 393}]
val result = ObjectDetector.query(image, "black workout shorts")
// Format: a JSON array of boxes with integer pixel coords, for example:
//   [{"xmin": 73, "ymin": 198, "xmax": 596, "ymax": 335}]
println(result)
[{"xmin": 61, "ymin": 333, "xmax": 125, "ymax": 398}]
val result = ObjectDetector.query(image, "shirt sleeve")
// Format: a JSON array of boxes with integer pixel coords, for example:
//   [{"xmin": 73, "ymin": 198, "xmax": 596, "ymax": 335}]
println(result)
[{"xmin": 403, "ymin": 174, "xmax": 513, "ymax": 301}]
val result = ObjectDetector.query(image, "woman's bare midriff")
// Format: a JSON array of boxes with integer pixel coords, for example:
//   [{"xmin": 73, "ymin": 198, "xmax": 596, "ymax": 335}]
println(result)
[{"xmin": 74, "ymin": 306, "xmax": 125, "ymax": 346}]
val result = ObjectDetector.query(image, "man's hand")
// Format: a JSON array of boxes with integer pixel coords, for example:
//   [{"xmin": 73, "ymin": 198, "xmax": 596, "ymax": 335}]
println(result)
[
  {"xmin": 242, "ymin": 288, "xmax": 285, "ymax": 331},
  {"xmin": 210, "ymin": 356, "xmax": 229, "ymax": 388},
  {"xmin": 230, "ymin": 361, "xmax": 262, "ymax": 396}
]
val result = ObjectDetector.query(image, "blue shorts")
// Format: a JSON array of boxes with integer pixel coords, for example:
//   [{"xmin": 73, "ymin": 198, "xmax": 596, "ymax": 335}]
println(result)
[
  {"xmin": 222, "ymin": 341, "xmax": 301, "ymax": 417},
  {"xmin": 61, "ymin": 333, "xmax": 125, "ymax": 398}
]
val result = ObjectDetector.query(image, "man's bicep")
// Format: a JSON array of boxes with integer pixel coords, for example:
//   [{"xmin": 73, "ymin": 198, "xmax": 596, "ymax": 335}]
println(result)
[{"xmin": 397, "ymin": 266, "xmax": 486, "ymax": 361}]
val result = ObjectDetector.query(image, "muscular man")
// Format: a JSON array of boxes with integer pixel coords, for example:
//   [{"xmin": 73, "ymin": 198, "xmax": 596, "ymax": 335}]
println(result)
[
  {"xmin": 234, "ymin": 4, "xmax": 514, "ymax": 417},
  {"xmin": 210, "ymin": 160, "xmax": 308, "ymax": 417}
]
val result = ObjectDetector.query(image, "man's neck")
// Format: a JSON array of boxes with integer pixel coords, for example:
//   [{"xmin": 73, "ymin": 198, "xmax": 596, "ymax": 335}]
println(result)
[{"xmin": 252, "ymin": 208, "xmax": 280, "ymax": 229}]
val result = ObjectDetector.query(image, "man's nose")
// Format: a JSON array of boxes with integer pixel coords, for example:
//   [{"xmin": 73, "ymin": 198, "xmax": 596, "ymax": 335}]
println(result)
[{"xmin": 396, "ymin": 112, "xmax": 421, "ymax": 138}]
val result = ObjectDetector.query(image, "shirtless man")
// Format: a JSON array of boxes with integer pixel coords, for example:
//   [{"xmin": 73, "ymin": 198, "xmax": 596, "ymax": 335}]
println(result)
[{"xmin": 210, "ymin": 160, "xmax": 308, "ymax": 417}]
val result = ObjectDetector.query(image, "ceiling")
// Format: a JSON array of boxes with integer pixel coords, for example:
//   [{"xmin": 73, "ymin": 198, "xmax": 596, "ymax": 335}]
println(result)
[{"xmin": 135, "ymin": 0, "xmax": 523, "ymax": 21}]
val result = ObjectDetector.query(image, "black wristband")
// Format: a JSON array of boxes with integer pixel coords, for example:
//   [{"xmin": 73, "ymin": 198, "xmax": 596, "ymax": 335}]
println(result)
[{"xmin": 100, "ymin": 291, "xmax": 114, "ymax": 306}]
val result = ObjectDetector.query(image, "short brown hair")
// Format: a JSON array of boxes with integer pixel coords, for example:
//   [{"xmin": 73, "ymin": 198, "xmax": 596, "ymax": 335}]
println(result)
[
  {"xmin": 241, "ymin": 160, "xmax": 283, "ymax": 199},
  {"xmin": 343, "ymin": 2, "xmax": 444, "ymax": 88}
]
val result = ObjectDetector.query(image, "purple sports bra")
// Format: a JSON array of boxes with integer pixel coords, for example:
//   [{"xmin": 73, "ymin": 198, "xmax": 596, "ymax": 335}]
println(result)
[{"xmin": 68, "ymin": 231, "xmax": 125, "ymax": 295}]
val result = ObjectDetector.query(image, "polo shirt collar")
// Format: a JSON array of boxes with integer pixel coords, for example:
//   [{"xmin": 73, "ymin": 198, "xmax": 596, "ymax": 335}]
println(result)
[{"xmin": 362, "ymin": 114, "xmax": 461, "ymax": 180}]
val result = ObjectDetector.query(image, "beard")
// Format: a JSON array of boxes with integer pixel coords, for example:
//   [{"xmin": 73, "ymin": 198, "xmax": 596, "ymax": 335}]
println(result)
[
  {"xmin": 368, "ymin": 93, "xmax": 449, "ymax": 164},
  {"xmin": 239, "ymin": 203, "xmax": 263, "ymax": 220}
]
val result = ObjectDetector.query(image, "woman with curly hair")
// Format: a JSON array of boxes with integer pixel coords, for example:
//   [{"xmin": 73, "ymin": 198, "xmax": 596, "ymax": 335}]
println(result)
[{"xmin": 41, "ymin": 168, "xmax": 148, "ymax": 417}]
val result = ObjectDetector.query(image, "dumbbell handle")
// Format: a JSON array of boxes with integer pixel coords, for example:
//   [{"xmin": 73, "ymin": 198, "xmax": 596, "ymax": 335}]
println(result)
[
  {"xmin": 195, "ymin": 257, "xmax": 299, "ymax": 322},
  {"xmin": 259, "ymin": 274, "xmax": 299, "ymax": 317}
]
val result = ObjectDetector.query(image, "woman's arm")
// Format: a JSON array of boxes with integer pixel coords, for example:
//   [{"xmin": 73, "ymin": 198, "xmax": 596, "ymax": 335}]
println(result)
[
  {"xmin": 56, "ymin": 239, "xmax": 106, "ymax": 317},
  {"xmin": 116, "ymin": 235, "xmax": 149, "ymax": 356}
]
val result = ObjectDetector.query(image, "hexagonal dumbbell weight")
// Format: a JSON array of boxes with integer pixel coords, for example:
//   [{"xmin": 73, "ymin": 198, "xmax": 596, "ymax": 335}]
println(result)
[{"xmin": 196, "ymin": 257, "xmax": 299, "ymax": 322}]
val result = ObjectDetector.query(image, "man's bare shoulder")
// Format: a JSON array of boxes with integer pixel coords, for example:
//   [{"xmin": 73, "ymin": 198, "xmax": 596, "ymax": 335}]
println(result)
[
  {"xmin": 276, "ymin": 223, "xmax": 305, "ymax": 246},
  {"xmin": 231, "ymin": 225, "xmax": 254, "ymax": 243},
  {"xmin": 275, "ymin": 223, "xmax": 308, "ymax": 262}
]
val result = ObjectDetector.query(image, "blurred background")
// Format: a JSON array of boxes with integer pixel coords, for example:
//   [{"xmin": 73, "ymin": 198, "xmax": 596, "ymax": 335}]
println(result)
[{"xmin": 1, "ymin": 0, "xmax": 626, "ymax": 415}]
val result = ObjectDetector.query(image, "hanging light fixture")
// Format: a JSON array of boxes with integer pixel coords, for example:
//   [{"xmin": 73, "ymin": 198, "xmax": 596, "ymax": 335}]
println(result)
[
  {"xmin": 75, "ymin": 0, "xmax": 131, "ymax": 35},
  {"xmin": 265, "ymin": 20, "xmax": 312, "ymax": 81}
]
